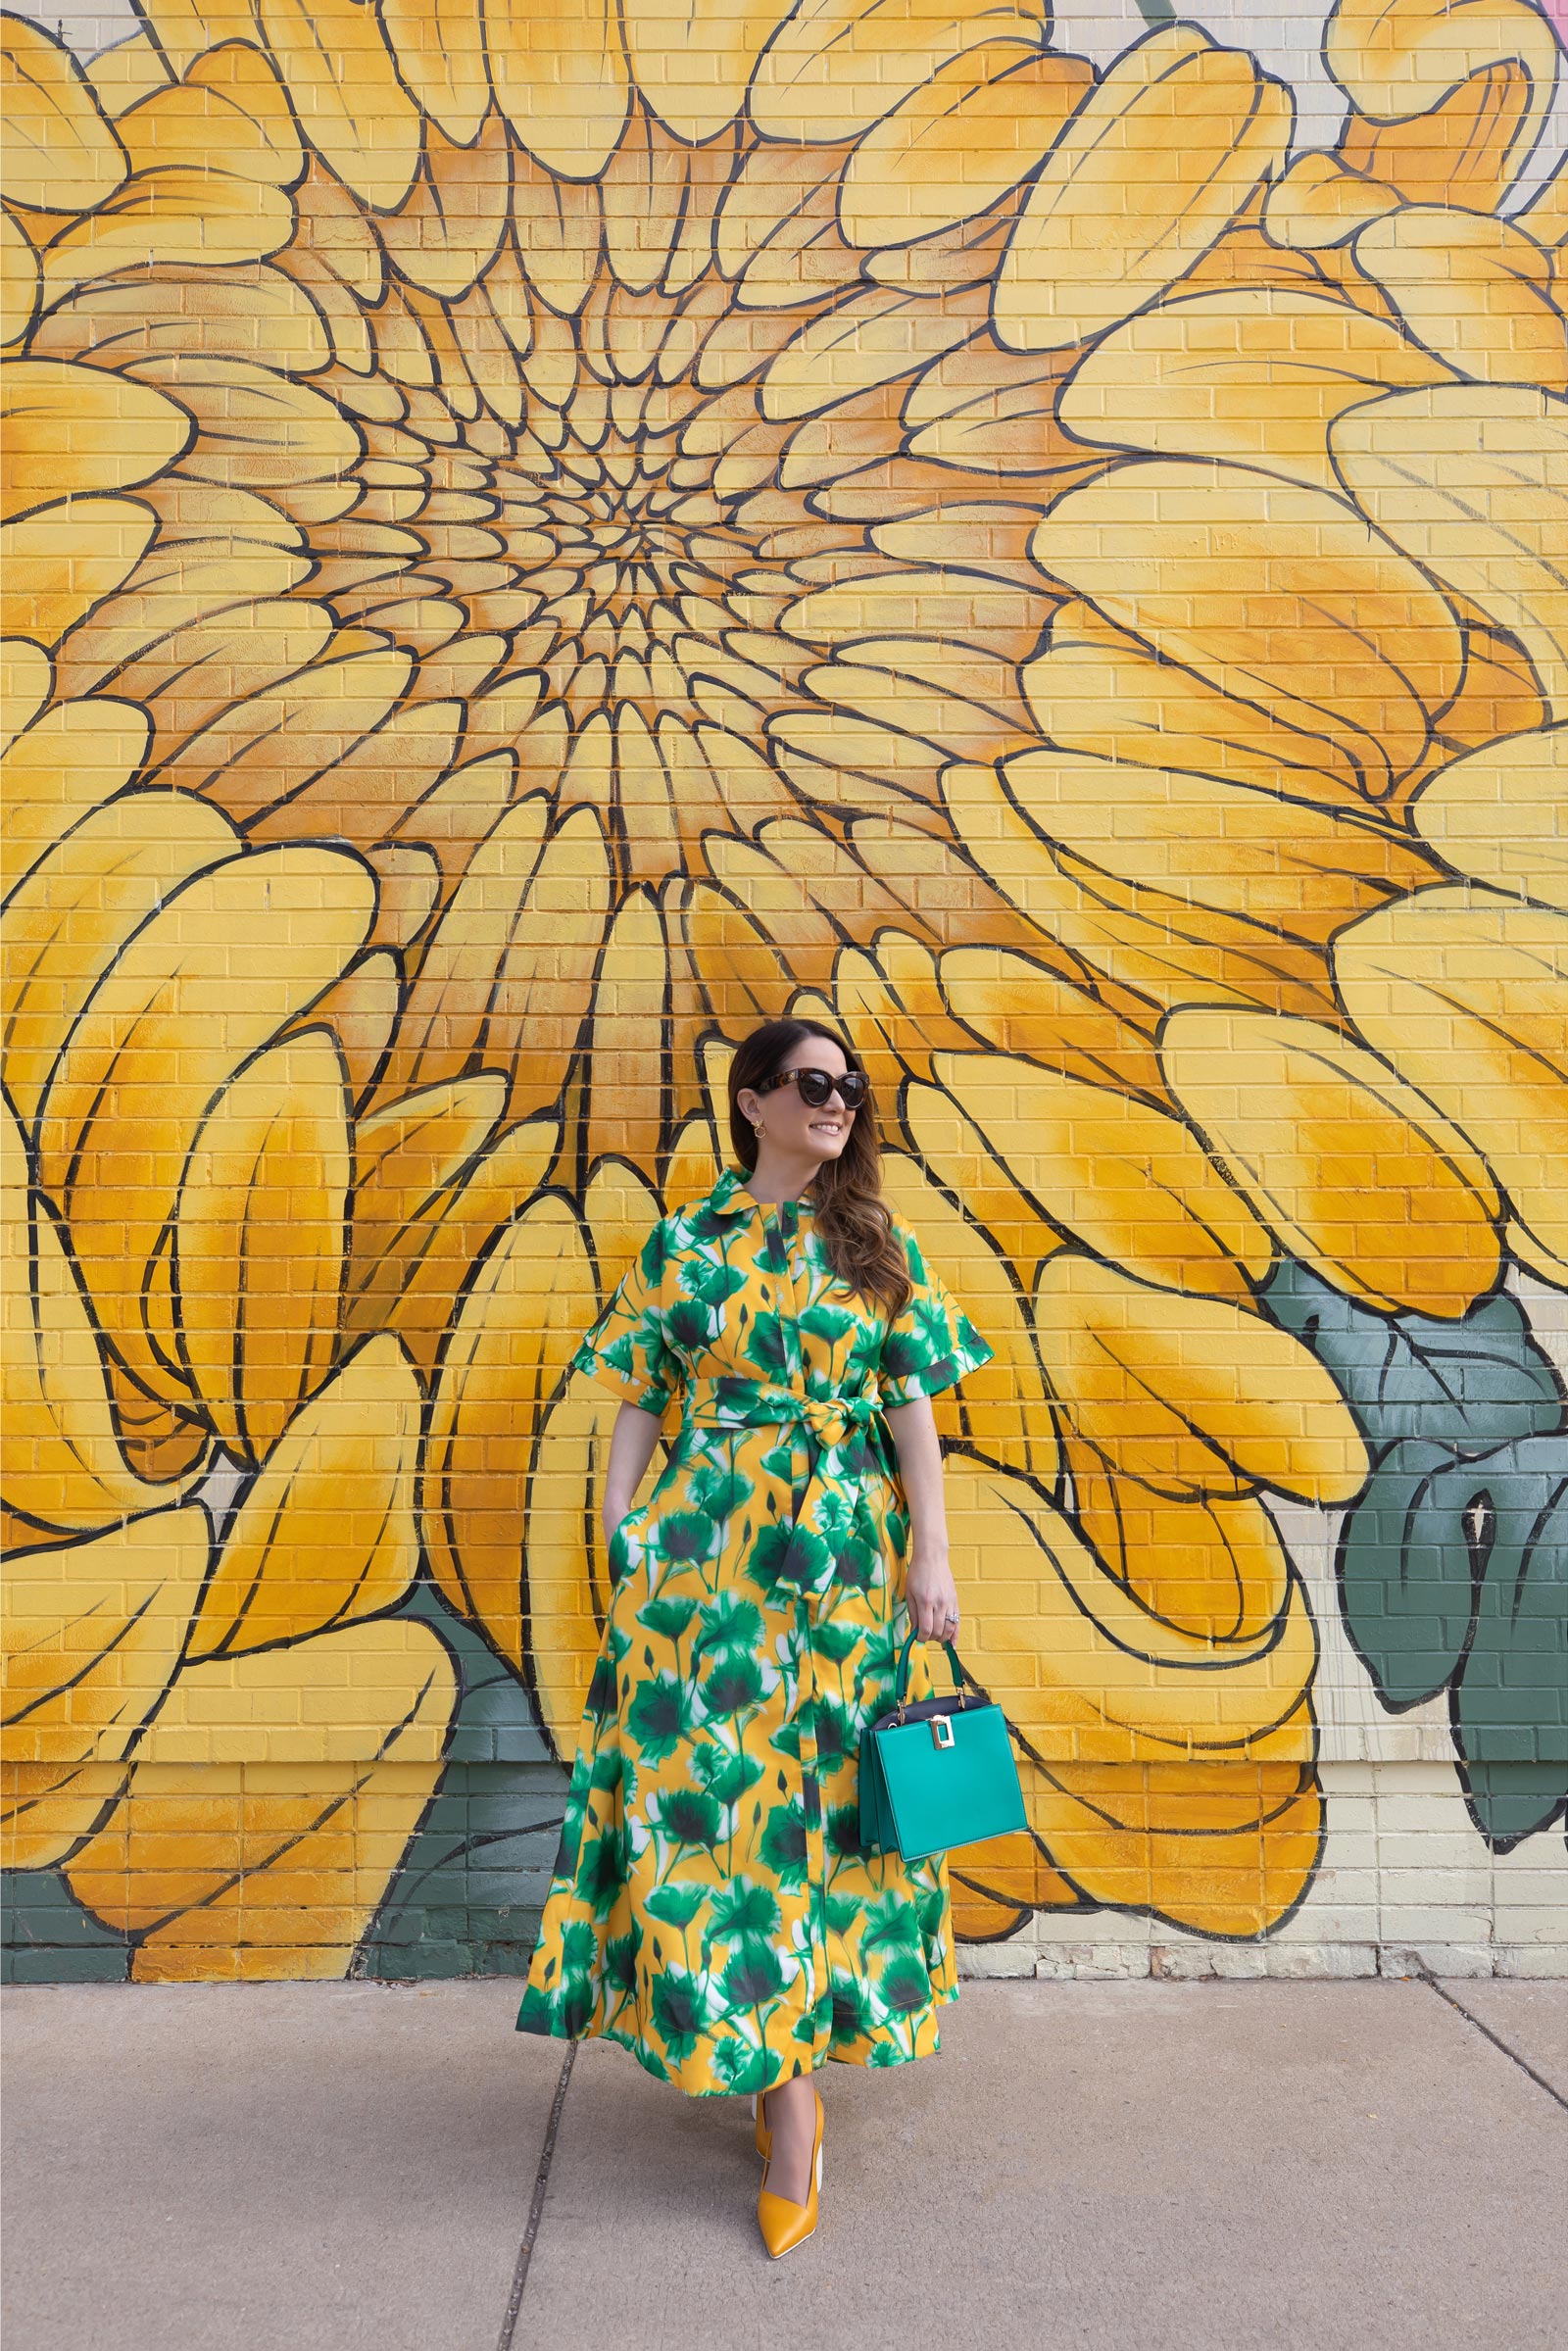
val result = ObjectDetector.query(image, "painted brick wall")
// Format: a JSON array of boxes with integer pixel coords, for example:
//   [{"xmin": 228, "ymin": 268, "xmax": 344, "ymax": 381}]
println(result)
[{"xmin": 3, "ymin": 0, "xmax": 1565, "ymax": 1986}]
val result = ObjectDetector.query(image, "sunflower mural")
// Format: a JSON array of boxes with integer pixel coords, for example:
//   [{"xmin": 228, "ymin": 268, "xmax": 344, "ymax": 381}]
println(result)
[{"xmin": 2, "ymin": 0, "xmax": 1565, "ymax": 1984}]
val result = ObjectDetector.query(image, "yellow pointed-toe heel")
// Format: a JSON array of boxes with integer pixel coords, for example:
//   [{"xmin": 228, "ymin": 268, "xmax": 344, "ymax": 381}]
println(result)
[
  {"xmin": 756, "ymin": 2084, "xmax": 824, "ymax": 2259},
  {"xmin": 750, "ymin": 2090, "xmax": 772, "ymax": 2162}
]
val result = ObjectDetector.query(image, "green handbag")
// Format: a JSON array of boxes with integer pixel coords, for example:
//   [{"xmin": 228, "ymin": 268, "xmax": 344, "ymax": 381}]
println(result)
[{"xmin": 858, "ymin": 1632, "xmax": 1026, "ymax": 1863}]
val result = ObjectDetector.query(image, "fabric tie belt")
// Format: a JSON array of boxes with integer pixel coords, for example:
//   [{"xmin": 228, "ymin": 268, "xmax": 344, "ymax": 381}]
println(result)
[{"xmin": 682, "ymin": 1376, "xmax": 898, "ymax": 1593}]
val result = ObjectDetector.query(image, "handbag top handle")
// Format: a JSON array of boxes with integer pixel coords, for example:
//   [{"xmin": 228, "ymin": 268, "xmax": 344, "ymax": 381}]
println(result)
[{"xmin": 894, "ymin": 1629, "xmax": 969, "ymax": 1708}]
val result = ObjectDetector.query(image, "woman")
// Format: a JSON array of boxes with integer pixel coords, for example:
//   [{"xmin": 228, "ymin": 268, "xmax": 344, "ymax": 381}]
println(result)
[{"xmin": 516, "ymin": 1017, "xmax": 993, "ymax": 2256}]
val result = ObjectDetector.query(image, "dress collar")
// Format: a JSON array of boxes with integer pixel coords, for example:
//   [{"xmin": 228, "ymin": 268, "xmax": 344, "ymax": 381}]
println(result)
[{"xmin": 706, "ymin": 1167, "xmax": 817, "ymax": 1224}]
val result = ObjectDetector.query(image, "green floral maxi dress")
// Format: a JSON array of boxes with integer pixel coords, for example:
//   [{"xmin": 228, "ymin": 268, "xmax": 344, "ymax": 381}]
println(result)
[{"xmin": 516, "ymin": 1167, "xmax": 994, "ymax": 2096}]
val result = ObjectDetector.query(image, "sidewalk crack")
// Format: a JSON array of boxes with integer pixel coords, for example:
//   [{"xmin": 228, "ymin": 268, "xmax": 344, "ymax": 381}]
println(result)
[
  {"xmin": 496, "ymin": 2040, "xmax": 577, "ymax": 2348},
  {"xmin": 1416, "ymin": 1967, "xmax": 1567, "ymax": 2116}
]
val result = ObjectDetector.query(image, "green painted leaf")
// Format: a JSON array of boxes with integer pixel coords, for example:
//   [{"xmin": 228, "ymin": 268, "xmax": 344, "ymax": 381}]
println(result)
[
  {"xmin": 1338, "ymin": 1440, "xmax": 1488, "ymax": 1709},
  {"xmin": 1264, "ymin": 1262, "xmax": 1562, "ymax": 1454},
  {"xmin": 1451, "ymin": 1438, "xmax": 1568, "ymax": 1849},
  {"xmin": 1339, "ymin": 1434, "xmax": 1568, "ymax": 1849}
]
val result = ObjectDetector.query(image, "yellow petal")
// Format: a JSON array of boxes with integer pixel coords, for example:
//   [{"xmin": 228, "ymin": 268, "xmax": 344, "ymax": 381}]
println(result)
[
  {"xmin": 57, "ymin": 596, "xmax": 333, "ymax": 744},
  {"xmin": 3, "ymin": 790, "xmax": 242, "ymax": 1125},
  {"xmin": 869, "ymin": 497, "xmax": 1048, "ymax": 591},
  {"xmin": 36, "ymin": 844, "xmax": 375, "ymax": 1396},
  {"xmin": 580, "ymin": 885, "xmax": 670, "ymax": 1170},
  {"xmin": 1329, "ymin": 384, "xmax": 1568, "ymax": 719},
  {"xmin": 1410, "ymin": 724, "xmax": 1568, "ymax": 910},
  {"xmin": 1, "ymin": 205, "xmax": 38, "ymax": 348},
  {"xmin": 831, "ymin": 932, "xmax": 987, "ymax": 1098},
  {"xmin": 126, "ymin": 352, "xmax": 360, "ymax": 495},
  {"xmin": 936, "ymin": 943, "xmax": 1164, "ymax": 1101},
  {"xmin": 1353, "ymin": 204, "xmax": 1568, "ymax": 393},
  {"xmin": 149, "ymin": 642, "xmax": 413, "ymax": 818},
  {"xmin": 1020, "ymin": 596, "xmax": 1371, "ymax": 808},
  {"xmin": 1000, "ymin": 748, "xmax": 1440, "ymax": 945},
  {"xmin": 0, "ymin": 693, "xmax": 151, "ymax": 888},
  {"xmin": 244, "ymin": 693, "xmax": 465, "ymax": 847},
  {"xmin": 662, "ymin": 1109, "xmax": 723, "ymax": 1213},
  {"xmin": 1339, "ymin": 55, "xmax": 1540, "ymax": 214},
  {"xmin": 0, "ymin": 637, "xmax": 50, "ymax": 751},
  {"xmin": 1033, "ymin": 1253, "xmax": 1371, "ymax": 1502},
  {"xmin": 598, "ymin": 101, "xmax": 689, "ymax": 296},
  {"xmin": 715, "ymin": 137, "xmax": 856, "ymax": 308},
  {"xmin": 379, "ymin": 0, "xmax": 488, "ymax": 145},
  {"xmin": 254, "ymin": 0, "xmax": 419, "ymax": 210},
  {"xmin": 947, "ymin": 1828, "xmax": 1079, "ymax": 1936},
  {"xmin": 940, "ymin": 758, "xmax": 1341, "ymax": 1026},
  {"xmin": 486, "ymin": 0, "xmax": 629, "ymax": 178},
  {"xmin": 522, "ymin": 1372, "xmax": 635, "ymax": 1759},
  {"xmin": 1, "ymin": 1505, "xmax": 210, "ymax": 1762},
  {"xmin": 760, "ymin": 283, "xmax": 984, "ymax": 420},
  {"xmin": 1325, "ymin": 0, "xmax": 1558, "ymax": 193},
  {"xmin": 1, "ymin": 1100, "xmax": 177, "ymax": 1530},
  {"xmin": 1158, "ymin": 1006, "xmax": 1502, "ymax": 1316},
  {"xmin": 510, "ymin": 145, "xmax": 602, "ymax": 315},
  {"xmin": 995, "ymin": 26, "xmax": 1292, "ymax": 352},
  {"xmin": 420, "ymin": 1195, "xmax": 595, "ymax": 1666},
  {"xmin": 750, "ymin": 0, "xmax": 1048, "ymax": 145},
  {"xmin": 0, "ymin": 498, "xmax": 155, "ymax": 650},
  {"xmin": 187, "ymin": 1336, "xmax": 420, "ymax": 1659},
  {"xmin": 1023, "ymin": 1751, "xmax": 1321, "ymax": 1935},
  {"xmin": 839, "ymin": 43, "xmax": 1091, "ymax": 249},
  {"xmin": 1072, "ymin": 1469, "xmax": 1293, "ymax": 1644},
  {"xmin": 1333, "ymin": 884, "xmax": 1568, "ymax": 1279},
  {"xmin": 183, "ymin": 36, "xmax": 303, "ymax": 166},
  {"xmin": 129, "ymin": 2, "xmax": 261, "ymax": 82},
  {"xmin": 39, "ymin": 166, "xmax": 295, "ymax": 300},
  {"xmin": 581, "ymin": 1155, "xmax": 663, "ymax": 1291},
  {"xmin": 388, "ymin": 798, "xmax": 611, "ymax": 1115},
  {"xmin": 1431, "ymin": 621, "xmax": 1548, "ymax": 760},
  {"xmin": 1, "ymin": 1759, "xmax": 127, "ymax": 1872},
  {"xmin": 624, "ymin": 0, "xmax": 791, "ymax": 143},
  {"xmin": 1259, "ymin": 150, "xmax": 1399, "ymax": 249},
  {"xmin": 87, "ymin": 28, "xmax": 174, "ymax": 115},
  {"xmin": 944, "ymin": 1452, "xmax": 1317, "ymax": 1760},
  {"xmin": 106, "ymin": 1356, "xmax": 209, "ymax": 1487},
  {"xmin": 347, "ymin": 1114, "xmax": 561, "ymax": 1375},
  {"xmin": 0, "ymin": 362, "xmax": 189, "ymax": 525},
  {"xmin": 115, "ymin": 75, "xmax": 298, "ymax": 188},
  {"xmin": 65, "ymin": 1619, "xmax": 455, "ymax": 1978},
  {"xmin": 378, "ymin": 115, "xmax": 509, "ymax": 302},
  {"xmin": 880, "ymin": 1148, "xmax": 1056, "ymax": 1482},
  {"xmin": 781, "ymin": 562, "xmax": 1054, "ymax": 661},
  {"xmin": 0, "ymin": 15, "xmax": 127, "ymax": 213},
  {"xmin": 935, "ymin": 1047, "xmax": 1271, "ymax": 1298},
  {"xmin": 30, "ymin": 262, "xmax": 331, "ymax": 377},
  {"xmin": 1058, "ymin": 288, "xmax": 1452, "ymax": 493},
  {"xmin": 172, "ymin": 1029, "xmax": 352, "ymax": 1461},
  {"xmin": 294, "ymin": 947, "xmax": 400, "ymax": 1105},
  {"xmin": 1028, "ymin": 460, "xmax": 1466, "ymax": 794},
  {"xmin": 349, "ymin": 1072, "xmax": 508, "ymax": 1289}
]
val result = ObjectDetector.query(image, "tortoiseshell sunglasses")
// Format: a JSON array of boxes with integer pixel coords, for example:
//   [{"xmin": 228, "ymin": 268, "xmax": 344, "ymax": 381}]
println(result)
[{"xmin": 755, "ymin": 1066, "xmax": 871, "ymax": 1110}]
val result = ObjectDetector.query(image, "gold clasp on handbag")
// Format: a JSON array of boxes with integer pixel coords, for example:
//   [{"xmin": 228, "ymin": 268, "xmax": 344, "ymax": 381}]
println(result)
[{"xmin": 930, "ymin": 1715, "xmax": 956, "ymax": 1751}]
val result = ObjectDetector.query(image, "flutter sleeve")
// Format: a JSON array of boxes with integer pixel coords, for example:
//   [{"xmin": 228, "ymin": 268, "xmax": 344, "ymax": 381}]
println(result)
[
  {"xmin": 877, "ymin": 1218, "xmax": 994, "ymax": 1404},
  {"xmin": 571, "ymin": 1217, "xmax": 682, "ymax": 1415}
]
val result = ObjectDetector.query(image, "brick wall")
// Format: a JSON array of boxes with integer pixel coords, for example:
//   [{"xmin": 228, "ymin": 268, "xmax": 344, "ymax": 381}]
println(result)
[{"xmin": 3, "ymin": 0, "xmax": 1565, "ymax": 1985}]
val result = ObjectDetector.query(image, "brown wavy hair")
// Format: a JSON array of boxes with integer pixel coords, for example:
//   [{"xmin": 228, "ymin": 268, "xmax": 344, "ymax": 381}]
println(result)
[{"xmin": 727, "ymin": 1017, "xmax": 911, "ymax": 1320}]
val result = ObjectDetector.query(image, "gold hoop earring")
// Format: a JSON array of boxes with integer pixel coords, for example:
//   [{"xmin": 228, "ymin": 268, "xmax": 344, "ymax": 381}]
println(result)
[{"xmin": 752, "ymin": 1121, "xmax": 764, "ymax": 1138}]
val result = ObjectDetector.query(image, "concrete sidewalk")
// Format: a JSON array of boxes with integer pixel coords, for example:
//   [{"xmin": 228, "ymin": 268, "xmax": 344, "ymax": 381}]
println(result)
[{"xmin": 3, "ymin": 1977, "xmax": 1564, "ymax": 2351}]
